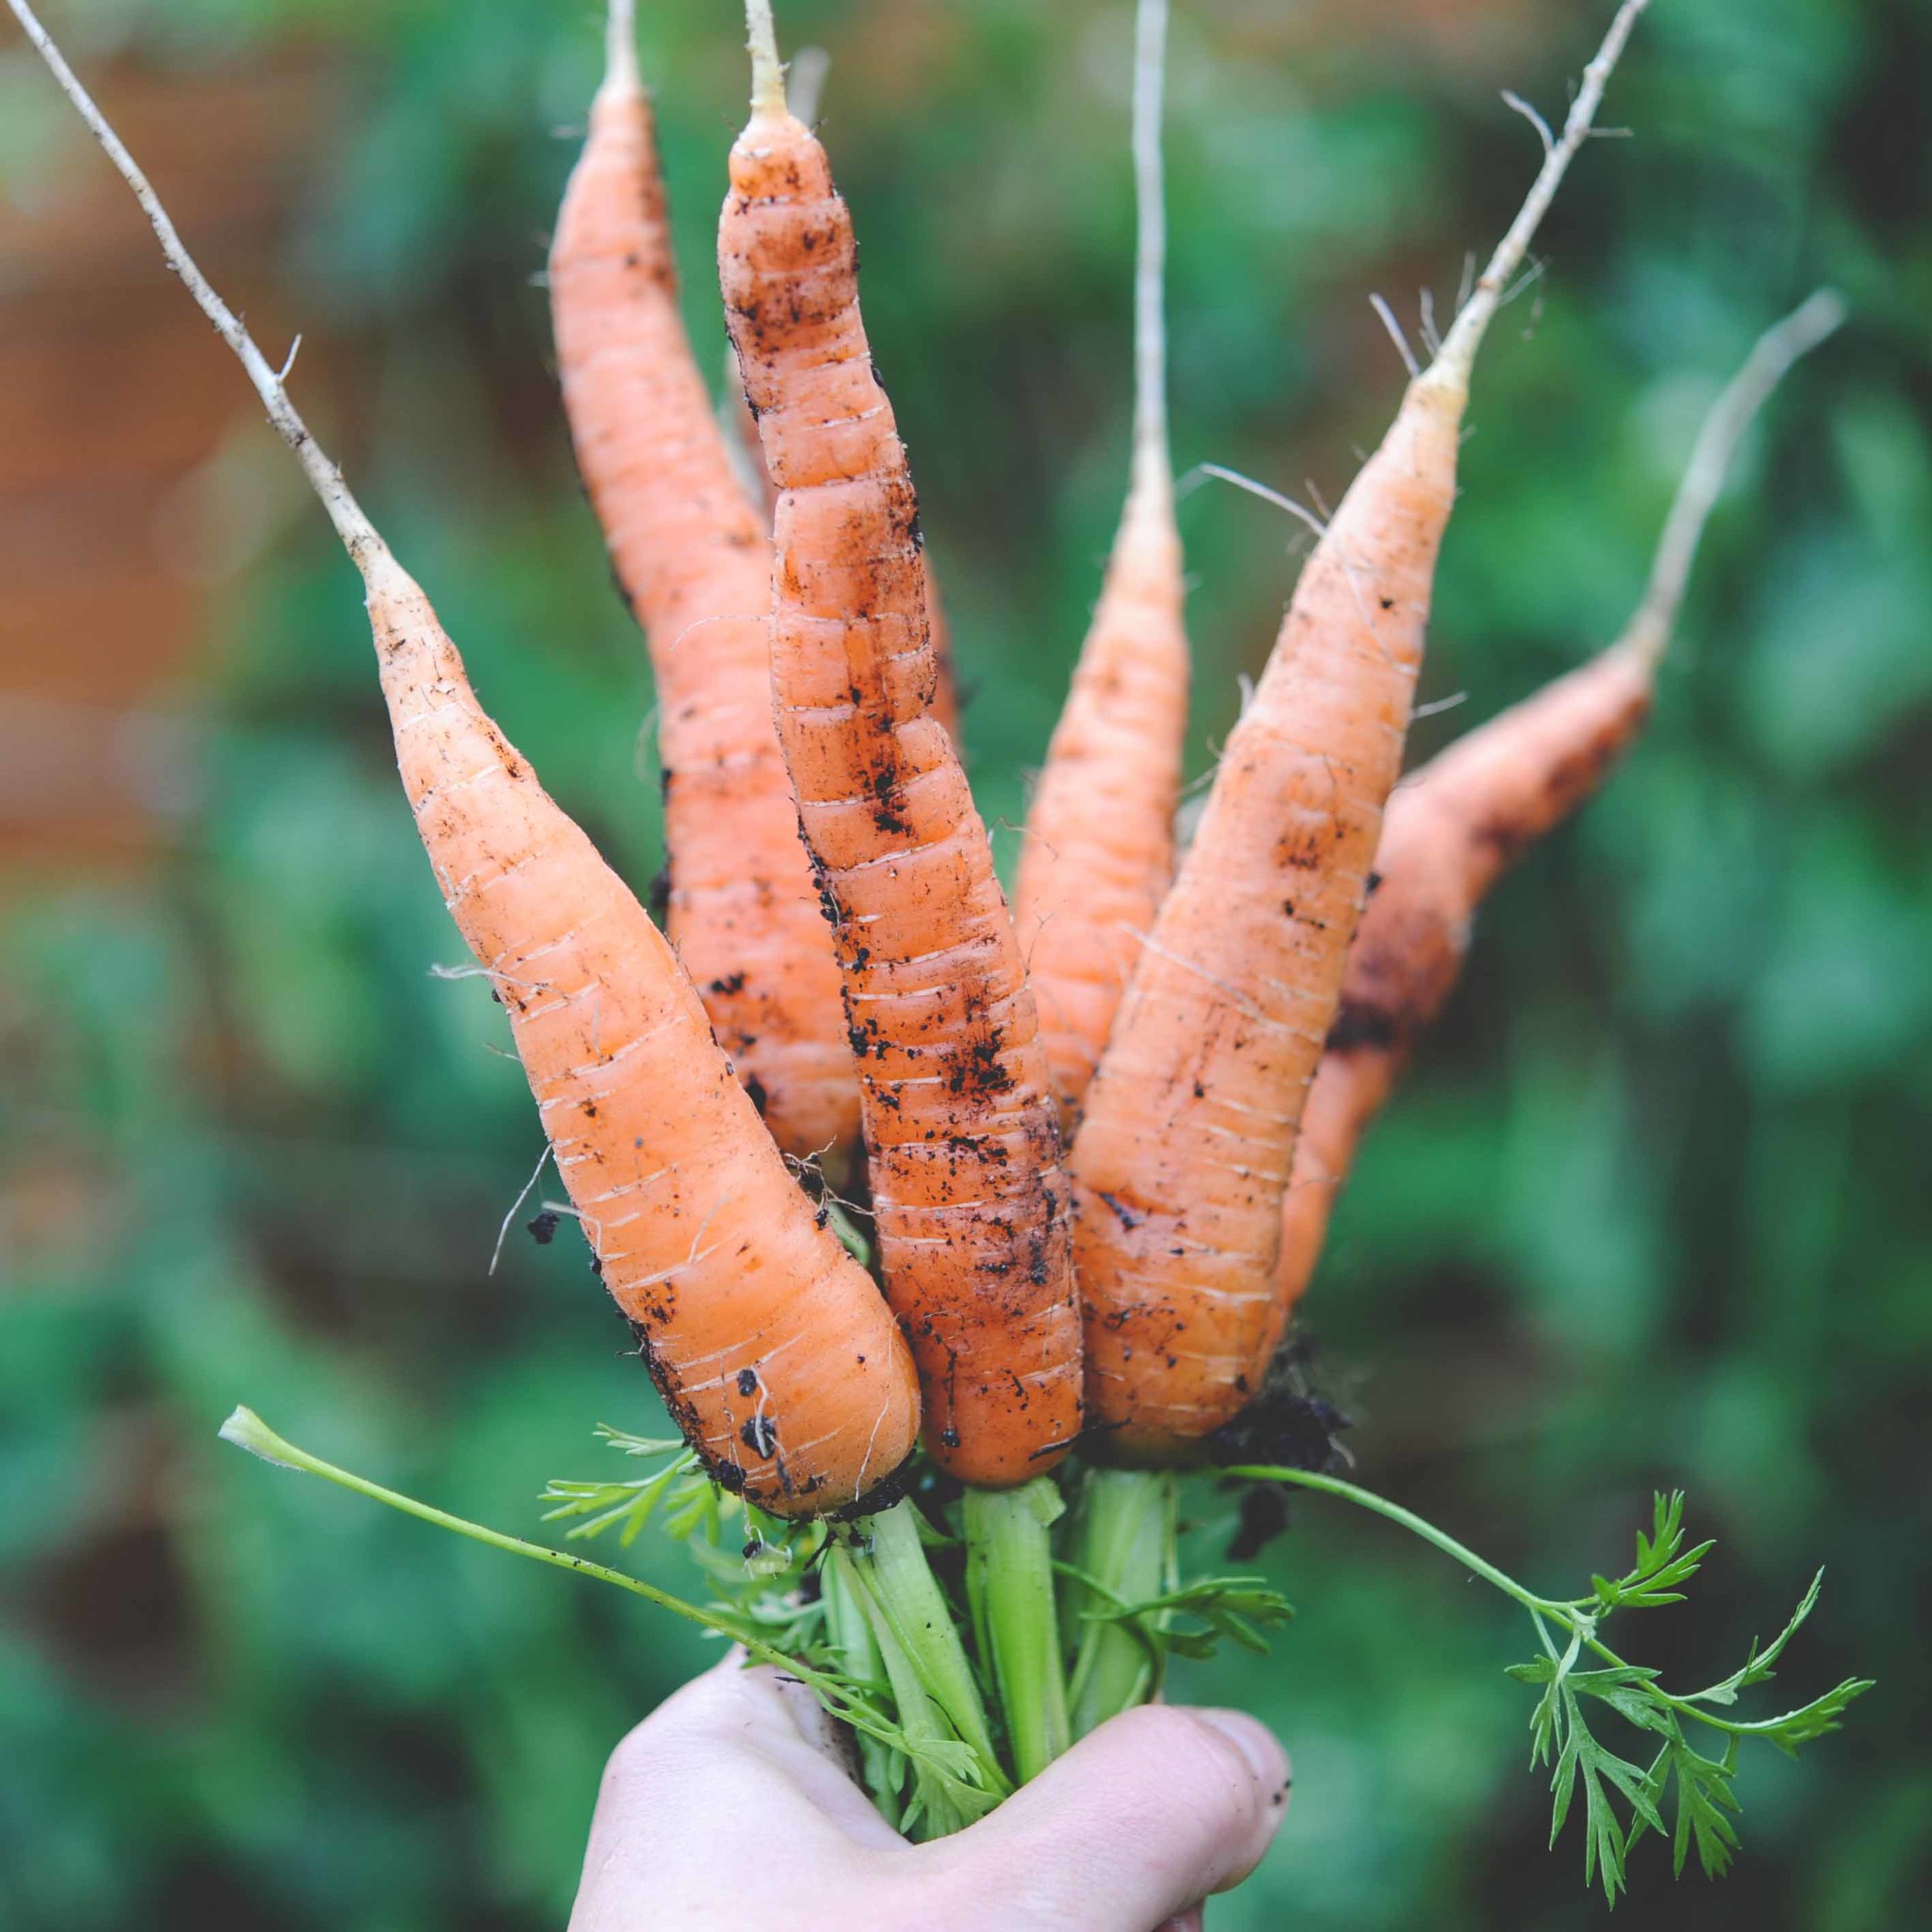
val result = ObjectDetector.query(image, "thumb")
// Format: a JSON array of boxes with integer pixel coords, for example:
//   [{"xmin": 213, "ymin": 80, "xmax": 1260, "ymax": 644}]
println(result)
[{"xmin": 917, "ymin": 1704, "xmax": 1289, "ymax": 1930}]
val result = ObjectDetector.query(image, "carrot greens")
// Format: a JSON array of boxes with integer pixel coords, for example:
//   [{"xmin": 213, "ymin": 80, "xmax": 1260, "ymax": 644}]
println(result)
[{"xmin": 1234, "ymin": 1470, "xmax": 1872, "ymax": 1900}]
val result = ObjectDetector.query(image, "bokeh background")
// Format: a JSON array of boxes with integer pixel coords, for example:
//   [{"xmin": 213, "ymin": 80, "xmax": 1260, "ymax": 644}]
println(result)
[{"xmin": 2, "ymin": 0, "xmax": 1928, "ymax": 1926}]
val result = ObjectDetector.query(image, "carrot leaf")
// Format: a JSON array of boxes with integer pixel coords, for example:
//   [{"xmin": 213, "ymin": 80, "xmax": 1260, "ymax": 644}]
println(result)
[
  {"xmin": 1229, "ymin": 1464, "xmax": 1870, "ymax": 1902},
  {"xmin": 1077, "ymin": 1575, "xmax": 1294, "ymax": 1661}
]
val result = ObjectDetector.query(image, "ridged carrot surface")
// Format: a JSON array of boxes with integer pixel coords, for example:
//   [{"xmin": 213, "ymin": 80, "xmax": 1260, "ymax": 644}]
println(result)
[
  {"xmin": 206, "ymin": 412, "xmax": 923, "ymax": 1514},
  {"xmin": 1015, "ymin": 0, "xmax": 1190, "ymax": 1131},
  {"xmin": 551, "ymin": 3, "xmax": 855, "ymax": 1159},
  {"xmin": 728, "ymin": 342, "xmax": 964, "ymax": 749},
  {"xmin": 718, "ymin": 14, "xmax": 1081, "ymax": 1486},
  {"xmin": 1071, "ymin": 2, "xmax": 1650, "ymax": 1461},
  {"xmin": 369, "ymin": 546, "xmax": 920, "ymax": 1513},
  {"xmin": 1276, "ymin": 643, "xmax": 1655, "ymax": 1318},
  {"xmin": 1277, "ymin": 289, "xmax": 1845, "ymax": 1317}
]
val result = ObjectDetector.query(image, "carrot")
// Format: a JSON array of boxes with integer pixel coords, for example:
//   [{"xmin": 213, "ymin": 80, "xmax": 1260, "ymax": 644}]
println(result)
[
  {"xmin": 16, "ymin": 0, "xmax": 920, "ymax": 1517},
  {"xmin": 717, "ymin": 32, "xmax": 966, "ymax": 757},
  {"xmin": 757, "ymin": 39, "xmax": 970, "ymax": 751},
  {"xmin": 719, "ymin": 41, "xmax": 827, "ymax": 528},
  {"xmin": 1277, "ymin": 288, "xmax": 1846, "ymax": 1316},
  {"xmin": 719, "ymin": 2, "xmax": 1081, "ymax": 1486},
  {"xmin": 1013, "ymin": 0, "xmax": 1191, "ymax": 1132},
  {"xmin": 725, "ymin": 337, "xmax": 965, "ymax": 750},
  {"xmin": 1070, "ymin": 0, "xmax": 1651, "ymax": 1461},
  {"xmin": 551, "ymin": 0, "xmax": 856, "ymax": 1162}
]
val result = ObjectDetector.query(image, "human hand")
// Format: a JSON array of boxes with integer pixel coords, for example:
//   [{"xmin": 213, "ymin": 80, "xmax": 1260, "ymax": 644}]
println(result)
[{"xmin": 569, "ymin": 1658, "xmax": 1290, "ymax": 1932}]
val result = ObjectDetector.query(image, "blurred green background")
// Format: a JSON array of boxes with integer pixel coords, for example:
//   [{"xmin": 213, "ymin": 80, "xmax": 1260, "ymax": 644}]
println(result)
[{"xmin": 2, "ymin": 0, "xmax": 1927, "ymax": 1927}]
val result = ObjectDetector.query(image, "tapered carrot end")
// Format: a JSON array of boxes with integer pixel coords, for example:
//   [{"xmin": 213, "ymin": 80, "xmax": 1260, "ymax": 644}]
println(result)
[
  {"xmin": 1431, "ymin": 0, "xmax": 1650, "ymax": 393},
  {"xmin": 601, "ymin": 0, "xmax": 639, "ymax": 95},
  {"xmin": 1625, "ymin": 285, "xmax": 1847, "ymax": 672},
  {"xmin": 1128, "ymin": 0, "xmax": 1173, "ymax": 502},
  {"xmin": 353, "ymin": 538, "xmax": 417, "ymax": 622},
  {"xmin": 727, "ymin": 3, "xmax": 825, "ymax": 199},
  {"xmin": 744, "ymin": 0, "xmax": 789, "ymax": 122}
]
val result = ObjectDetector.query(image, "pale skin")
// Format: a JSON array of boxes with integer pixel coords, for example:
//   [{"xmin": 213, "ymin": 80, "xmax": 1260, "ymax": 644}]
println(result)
[{"xmin": 570, "ymin": 1660, "xmax": 1290, "ymax": 1932}]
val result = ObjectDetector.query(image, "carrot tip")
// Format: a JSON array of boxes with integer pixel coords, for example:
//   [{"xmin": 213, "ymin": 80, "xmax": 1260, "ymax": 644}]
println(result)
[
  {"xmin": 1432, "ymin": 0, "xmax": 1650, "ymax": 386},
  {"xmin": 603, "ymin": 0, "xmax": 639, "ymax": 95},
  {"xmin": 1628, "ymin": 284, "xmax": 1848, "ymax": 668},
  {"xmin": 744, "ymin": 0, "xmax": 787, "ymax": 119}
]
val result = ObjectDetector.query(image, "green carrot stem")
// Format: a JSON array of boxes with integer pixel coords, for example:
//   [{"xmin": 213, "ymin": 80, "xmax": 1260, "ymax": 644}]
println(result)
[
  {"xmin": 838, "ymin": 1499, "xmax": 1009, "ymax": 1791},
  {"xmin": 1226, "ymin": 1464, "xmax": 1548, "ymax": 1614},
  {"xmin": 216, "ymin": 1406, "xmax": 886, "ymax": 1736},
  {"xmin": 1065, "ymin": 1467, "xmax": 1176, "ymax": 1736},
  {"xmin": 820, "ymin": 1546, "xmax": 900, "ymax": 1828},
  {"xmin": 962, "ymin": 1479, "xmax": 1072, "ymax": 1783}
]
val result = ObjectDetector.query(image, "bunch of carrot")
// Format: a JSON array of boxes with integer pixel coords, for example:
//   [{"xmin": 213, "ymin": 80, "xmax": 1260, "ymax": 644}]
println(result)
[{"xmin": 12, "ymin": 0, "xmax": 1862, "ymax": 1886}]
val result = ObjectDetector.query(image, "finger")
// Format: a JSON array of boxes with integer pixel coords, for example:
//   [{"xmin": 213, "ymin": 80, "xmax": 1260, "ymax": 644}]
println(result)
[
  {"xmin": 573, "ymin": 1662, "xmax": 910, "ymax": 1929},
  {"xmin": 763, "ymin": 1669, "xmax": 903, "ymax": 1848},
  {"xmin": 916, "ymin": 1703, "xmax": 1289, "ymax": 1929},
  {"xmin": 641, "ymin": 1659, "xmax": 901, "ymax": 1850},
  {"xmin": 582, "ymin": 1660, "xmax": 897, "ymax": 1899}
]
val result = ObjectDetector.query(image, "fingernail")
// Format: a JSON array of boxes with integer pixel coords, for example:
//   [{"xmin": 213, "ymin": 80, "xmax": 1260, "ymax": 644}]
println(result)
[{"xmin": 1194, "ymin": 1708, "xmax": 1287, "ymax": 1794}]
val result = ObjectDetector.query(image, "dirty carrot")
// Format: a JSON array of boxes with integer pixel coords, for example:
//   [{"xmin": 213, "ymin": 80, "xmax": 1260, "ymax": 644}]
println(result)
[
  {"xmin": 727, "ymin": 351, "xmax": 966, "ymax": 749},
  {"xmin": 779, "ymin": 42, "xmax": 967, "ymax": 757},
  {"xmin": 1014, "ymin": 0, "xmax": 1191, "ymax": 1132},
  {"xmin": 719, "ymin": 1, "xmax": 1081, "ymax": 1486},
  {"xmin": 15, "ymin": 0, "xmax": 920, "ymax": 1516},
  {"xmin": 551, "ymin": 0, "xmax": 856, "ymax": 1161},
  {"xmin": 1277, "ymin": 287, "xmax": 1846, "ymax": 1315},
  {"xmin": 1070, "ymin": 1, "xmax": 1651, "ymax": 1461},
  {"xmin": 718, "ymin": 49, "xmax": 968, "ymax": 758}
]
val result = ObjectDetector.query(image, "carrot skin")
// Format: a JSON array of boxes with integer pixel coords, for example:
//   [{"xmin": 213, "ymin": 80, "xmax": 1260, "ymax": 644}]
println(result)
[
  {"xmin": 369, "ymin": 549, "xmax": 919, "ymax": 1515},
  {"xmin": 1015, "ymin": 0, "xmax": 1187, "ymax": 1131},
  {"xmin": 1070, "ymin": 367, "xmax": 1469, "ymax": 1461},
  {"xmin": 1273, "ymin": 281, "xmax": 1846, "ymax": 1318},
  {"xmin": 720, "ymin": 104, "xmax": 1082, "ymax": 1486},
  {"xmin": 1070, "ymin": 0, "xmax": 1648, "ymax": 1459},
  {"xmin": 552, "ymin": 55, "xmax": 857, "ymax": 1160},
  {"xmin": 1015, "ymin": 474, "xmax": 1190, "ymax": 1129},
  {"xmin": 1277, "ymin": 640, "xmax": 1654, "ymax": 1313}
]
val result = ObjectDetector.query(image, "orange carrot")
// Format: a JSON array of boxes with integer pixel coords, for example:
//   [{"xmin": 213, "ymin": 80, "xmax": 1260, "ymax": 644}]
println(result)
[
  {"xmin": 719, "ymin": 40, "xmax": 965, "ymax": 754},
  {"xmin": 719, "ymin": 4, "xmax": 1081, "ymax": 1486},
  {"xmin": 551, "ymin": 0, "xmax": 856, "ymax": 1161},
  {"xmin": 1070, "ymin": 1, "xmax": 1651, "ymax": 1462},
  {"xmin": 18, "ymin": 2, "xmax": 920, "ymax": 1516},
  {"xmin": 1014, "ymin": 0, "xmax": 1191, "ymax": 1132},
  {"xmin": 725, "ymin": 335, "xmax": 964, "ymax": 750},
  {"xmin": 1277, "ymin": 289, "xmax": 1845, "ymax": 1315}
]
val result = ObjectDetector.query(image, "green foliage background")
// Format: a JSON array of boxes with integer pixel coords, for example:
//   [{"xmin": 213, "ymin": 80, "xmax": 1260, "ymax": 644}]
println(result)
[{"xmin": 3, "ymin": 1, "xmax": 1928, "ymax": 1926}]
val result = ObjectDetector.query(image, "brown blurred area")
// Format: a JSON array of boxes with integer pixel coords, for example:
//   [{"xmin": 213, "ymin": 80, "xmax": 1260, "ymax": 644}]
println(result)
[
  {"xmin": 0, "ymin": 50, "xmax": 325, "ymax": 877},
  {"xmin": 0, "ymin": 0, "xmax": 1542, "ymax": 886}
]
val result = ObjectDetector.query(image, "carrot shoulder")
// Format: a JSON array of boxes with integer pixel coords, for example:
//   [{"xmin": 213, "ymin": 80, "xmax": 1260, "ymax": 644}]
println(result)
[
  {"xmin": 1277, "ymin": 288, "xmax": 1845, "ymax": 1315},
  {"xmin": 551, "ymin": 0, "xmax": 855, "ymax": 1160},
  {"xmin": 1070, "ymin": 1, "xmax": 1651, "ymax": 1461},
  {"xmin": 718, "ymin": 9, "xmax": 1081, "ymax": 1486},
  {"xmin": 1014, "ymin": 0, "xmax": 1190, "ymax": 1131}
]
